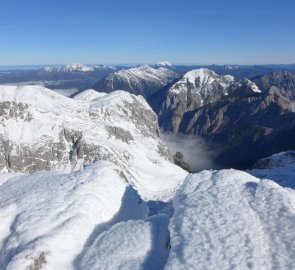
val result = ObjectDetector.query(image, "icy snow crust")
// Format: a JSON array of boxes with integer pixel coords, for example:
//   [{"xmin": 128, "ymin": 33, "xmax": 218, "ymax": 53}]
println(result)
[{"xmin": 166, "ymin": 170, "xmax": 295, "ymax": 270}]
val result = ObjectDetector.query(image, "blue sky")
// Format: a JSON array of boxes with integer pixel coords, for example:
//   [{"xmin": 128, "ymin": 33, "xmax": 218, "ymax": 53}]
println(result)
[{"xmin": 0, "ymin": 0, "xmax": 294, "ymax": 65}]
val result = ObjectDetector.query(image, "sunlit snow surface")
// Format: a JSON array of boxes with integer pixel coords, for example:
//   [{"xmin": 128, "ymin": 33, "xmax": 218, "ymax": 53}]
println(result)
[
  {"xmin": 0, "ymin": 162, "xmax": 148, "ymax": 269},
  {"xmin": 166, "ymin": 169, "xmax": 295, "ymax": 270}
]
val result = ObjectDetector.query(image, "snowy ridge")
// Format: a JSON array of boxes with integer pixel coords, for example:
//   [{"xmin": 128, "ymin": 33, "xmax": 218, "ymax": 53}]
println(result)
[
  {"xmin": 0, "ymin": 85, "xmax": 187, "ymax": 201},
  {"xmin": 110, "ymin": 65, "xmax": 176, "ymax": 88},
  {"xmin": 41, "ymin": 63, "xmax": 115, "ymax": 73},
  {"xmin": 73, "ymin": 89, "xmax": 107, "ymax": 101},
  {"xmin": 94, "ymin": 65, "xmax": 179, "ymax": 97}
]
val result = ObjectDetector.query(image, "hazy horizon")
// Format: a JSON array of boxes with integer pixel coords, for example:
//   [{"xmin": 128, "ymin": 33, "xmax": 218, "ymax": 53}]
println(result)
[{"xmin": 1, "ymin": 62, "xmax": 295, "ymax": 71}]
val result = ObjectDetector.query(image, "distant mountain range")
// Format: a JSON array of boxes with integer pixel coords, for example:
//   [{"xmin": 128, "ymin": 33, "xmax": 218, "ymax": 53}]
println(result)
[
  {"xmin": 0, "ymin": 63, "xmax": 117, "ymax": 92},
  {"xmin": 0, "ymin": 62, "xmax": 295, "ymax": 169},
  {"xmin": 93, "ymin": 65, "xmax": 295, "ymax": 170}
]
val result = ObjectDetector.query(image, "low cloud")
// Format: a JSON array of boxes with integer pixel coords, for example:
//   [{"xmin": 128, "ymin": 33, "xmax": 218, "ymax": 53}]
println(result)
[
  {"xmin": 162, "ymin": 132, "xmax": 215, "ymax": 172},
  {"xmin": 291, "ymin": 102, "xmax": 295, "ymax": 112}
]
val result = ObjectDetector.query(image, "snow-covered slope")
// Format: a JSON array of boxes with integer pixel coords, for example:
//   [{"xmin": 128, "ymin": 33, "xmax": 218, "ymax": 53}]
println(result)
[
  {"xmin": 0, "ymin": 85, "xmax": 187, "ymax": 201},
  {"xmin": 158, "ymin": 68, "xmax": 261, "ymax": 132},
  {"xmin": 166, "ymin": 169, "xmax": 295, "ymax": 269},
  {"xmin": 0, "ymin": 161, "xmax": 148, "ymax": 269},
  {"xmin": 73, "ymin": 89, "xmax": 107, "ymax": 101},
  {"xmin": 94, "ymin": 65, "xmax": 180, "ymax": 98}
]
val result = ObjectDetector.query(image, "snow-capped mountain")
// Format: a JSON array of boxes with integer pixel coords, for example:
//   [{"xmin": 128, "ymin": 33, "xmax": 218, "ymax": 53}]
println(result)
[
  {"xmin": 94, "ymin": 65, "xmax": 180, "ymax": 98},
  {"xmin": 155, "ymin": 68, "xmax": 261, "ymax": 132},
  {"xmin": 42, "ymin": 63, "xmax": 95, "ymax": 72},
  {"xmin": 0, "ymin": 64, "xmax": 117, "ymax": 93},
  {"xmin": 155, "ymin": 61, "xmax": 172, "ymax": 67},
  {"xmin": 0, "ymin": 85, "xmax": 186, "ymax": 200},
  {"xmin": 41, "ymin": 63, "xmax": 115, "ymax": 73}
]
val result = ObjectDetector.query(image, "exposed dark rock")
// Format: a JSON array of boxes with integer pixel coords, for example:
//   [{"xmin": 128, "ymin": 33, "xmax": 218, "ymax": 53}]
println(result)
[
  {"xmin": 173, "ymin": 152, "xmax": 190, "ymax": 171},
  {"xmin": 105, "ymin": 126, "xmax": 134, "ymax": 144},
  {"xmin": 253, "ymin": 71, "xmax": 295, "ymax": 100}
]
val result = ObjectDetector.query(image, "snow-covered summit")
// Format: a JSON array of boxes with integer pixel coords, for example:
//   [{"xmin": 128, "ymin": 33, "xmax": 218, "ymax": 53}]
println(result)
[
  {"xmin": 155, "ymin": 60, "xmax": 172, "ymax": 67},
  {"xmin": 159, "ymin": 68, "xmax": 261, "ymax": 132},
  {"xmin": 94, "ymin": 65, "xmax": 180, "ymax": 98},
  {"xmin": 73, "ymin": 89, "xmax": 107, "ymax": 101},
  {"xmin": 169, "ymin": 68, "xmax": 234, "ymax": 95}
]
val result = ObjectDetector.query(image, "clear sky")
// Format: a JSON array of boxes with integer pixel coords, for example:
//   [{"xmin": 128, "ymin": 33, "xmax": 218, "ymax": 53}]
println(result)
[{"xmin": 0, "ymin": 0, "xmax": 294, "ymax": 65}]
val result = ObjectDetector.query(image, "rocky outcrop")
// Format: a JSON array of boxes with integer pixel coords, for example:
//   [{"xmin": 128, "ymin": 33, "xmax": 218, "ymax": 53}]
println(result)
[
  {"xmin": 173, "ymin": 152, "xmax": 190, "ymax": 171},
  {"xmin": 253, "ymin": 71, "xmax": 295, "ymax": 100}
]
